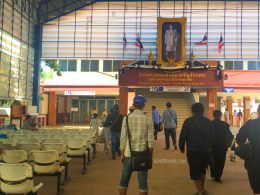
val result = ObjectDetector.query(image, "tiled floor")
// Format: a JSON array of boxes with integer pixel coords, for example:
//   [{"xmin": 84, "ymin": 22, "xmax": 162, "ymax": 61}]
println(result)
[{"xmin": 37, "ymin": 129, "xmax": 252, "ymax": 195}]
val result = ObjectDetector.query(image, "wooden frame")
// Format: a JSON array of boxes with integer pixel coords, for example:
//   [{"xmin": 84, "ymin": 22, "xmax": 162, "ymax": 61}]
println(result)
[{"xmin": 157, "ymin": 17, "xmax": 187, "ymax": 67}]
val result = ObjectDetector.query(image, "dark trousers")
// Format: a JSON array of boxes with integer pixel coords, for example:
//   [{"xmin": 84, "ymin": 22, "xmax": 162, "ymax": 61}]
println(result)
[
  {"xmin": 154, "ymin": 123, "xmax": 160, "ymax": 139},
  {"xmin": 164, "ymin": 128, "xmax": 176, "ymax": 149},
  {"xmin": 111, "ymin": 132, "xmax": 121, "ymax": 158},
  {"xmin": 210, "ymin": 149, "xmax": 227, "ymax": 180}
]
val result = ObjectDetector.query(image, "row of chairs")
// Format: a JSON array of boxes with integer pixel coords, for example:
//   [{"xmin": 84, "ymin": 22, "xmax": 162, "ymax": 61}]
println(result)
[
  {"xmin": 1, "ymin": 150, "xmax": 65, "ymax": 195},
  {"xmin": 0, "ymin": 163, "xmax": 43, "ymax": 195}
]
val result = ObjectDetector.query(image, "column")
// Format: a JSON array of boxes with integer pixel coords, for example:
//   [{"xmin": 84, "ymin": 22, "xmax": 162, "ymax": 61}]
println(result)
[
  {"xmin": 207, "ymin": 88, "xmax": 217, "ymax": 120},
  {"xmin": 48, "ymin": 92, "xmax": 57, "ymax": 126},
  {"xmin": 119, "ymin": 87, "xmax": 128, "ymax": 116},
  {"xmin": 127, "ymin": 92, "xmax": 136, "ymax": 112},
  {"xmin": 227, "ymin": 97, "xmax": 233, "ymax": 126},
  {"xmin": 243, "ymin": 97, "xmax": 251, "ymax": 123},
  {"xmin": 32, "ymin": 25, "xmax": 42, "ymax": 110}
]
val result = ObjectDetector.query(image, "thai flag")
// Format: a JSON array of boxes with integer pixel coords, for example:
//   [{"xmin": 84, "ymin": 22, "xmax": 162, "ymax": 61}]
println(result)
[
  {"xmin": 135, "ymin": 33, "xmax": 144, "ymax": 49},
  {"xmin": 218, "ymin": 33, "xmax": 224, "ymax": 54},
  {"xmin": 195, "ymin": 33, "xmax": 208, "ymax": 45},
  {"xmin": 123, "ymin": 34, "xmax": 127, "ymax": 50}
]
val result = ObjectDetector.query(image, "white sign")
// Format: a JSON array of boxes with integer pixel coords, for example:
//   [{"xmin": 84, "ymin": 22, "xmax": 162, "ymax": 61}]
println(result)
[
  {"xmin": 150, "ymin": 86, "xmax": 190, "ymax": 92},
  {"xmin": 64, "ymin": 91, "xmax": 96, "ymax": 96},
  {"xmin": 71, "ymin": 107, "xmax": 79, "ymax": 112},
  {"xmin": 27, "ymin": 106, "xmax": 38, "ymax": 115}
]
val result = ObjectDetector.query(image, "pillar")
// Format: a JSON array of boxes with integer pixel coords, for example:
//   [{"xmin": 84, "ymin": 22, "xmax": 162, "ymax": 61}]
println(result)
[
  {"xmin": 127, "ymin": 92, "xmax": 136, "ymax": 112},
  {"xmin": 32, "ymin": 25, "xmax": 42, "ymax": 110},
  {"xmin": 48, "ymin": 92, "xmax": 57, "ymax": 126},
  {"xmin": 207, "ymin": 88, "xmax": 217, "ymax": 120},
  {"xmin": 119, "ymin": 87, "xmax": 128, "ymax": 116},
  {"xmin": 227, "ymin": 97, "xmax": 233, "ymax": 126},
  {"xmin": 243, "ymin": 97, "xmax": 251, "ymax": 123}
]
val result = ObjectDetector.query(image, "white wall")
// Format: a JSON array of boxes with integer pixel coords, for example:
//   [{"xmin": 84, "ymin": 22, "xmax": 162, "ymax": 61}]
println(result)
[{"xmin": 39, "ymin": 94, "xmax": 49, "ymax": 115}]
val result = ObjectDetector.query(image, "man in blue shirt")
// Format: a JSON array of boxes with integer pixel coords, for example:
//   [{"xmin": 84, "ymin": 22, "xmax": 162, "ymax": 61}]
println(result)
[
  {"xmin": 152, "ymin": 106, "xmax": 160, "ymax": 140},
  {"xmin": 162, "ymin": 102, "xmax": 178, "ymax": 150}
]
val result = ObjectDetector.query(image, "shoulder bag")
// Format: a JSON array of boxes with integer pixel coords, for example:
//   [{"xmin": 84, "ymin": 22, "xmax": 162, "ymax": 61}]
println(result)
[
  {"xmin": 126, "ymin": 115, "xmax": 152, "ymax": 171},
  {"xmin": 235, "ymin": 120, "xmax": 254, "ymax": 160},
  {"xmin": 168, "ymin": 110, "xmax": 177, "ymax": 127}
]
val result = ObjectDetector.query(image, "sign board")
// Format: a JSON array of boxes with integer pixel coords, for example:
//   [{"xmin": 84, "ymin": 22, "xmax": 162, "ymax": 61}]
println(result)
[
  {"xmin": 71, "ymin": 107, "xmax": 79, "ymax": 112},
  {"xmin": 64, "ymin": 91, "xmax": 95, "ymax": 96},
  {"xmin": 119, "ymin": 69, "xmax": 223, "ymax": 87},
  {"xmin": 150, "ymin": 86, "xmax": 190, "ymax": 92},
  {"xmin": 223, "ymin": 88, "xmax": 234, "ymax": 93}
]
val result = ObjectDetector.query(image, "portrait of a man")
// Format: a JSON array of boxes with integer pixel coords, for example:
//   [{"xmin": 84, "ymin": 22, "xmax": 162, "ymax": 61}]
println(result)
[
  {"xmin": 162, "ymin": 22, "xmax": 181, "ymax": 62},
  {"xmin": 157, "ymin": 17, "xmax": 186, "ymax": 67}
]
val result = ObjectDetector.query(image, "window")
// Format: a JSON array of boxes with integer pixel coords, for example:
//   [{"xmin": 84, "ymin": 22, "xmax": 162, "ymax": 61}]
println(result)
[
  {"xmin": 68, "ymin": 60, "xmax": 77, "ymax": 71},
  {"xmin": 113, "ymin": 60, "xmax": 120, "ymax": 72},
  {"xmin": 103, "ymin": 60, "xmax": 120, "ymax": 72},
  {"xmin": 257, "ymin": 62, "xmax": 260, "ymax": 70},
  {"xmin": 103, "ymin": 60, "xmax": 112, "ymax": 72},
  {"xmin": 81, "ymin": 60, "xmax": 90, "ymax": 72},
  {"xmin": 234, "ymin": 61, "xmax": 243, "ymax": 70},
  {"xmin": 248, "ymin": 61, "xmax": 257, "ymax": 70},
  {"xmin": 59, "ymin": 60, "xmax": 67, "ymax": 71},
  {"xmin": 224, "ymin": 61, "xmax": 233, "ymax": 70},
  {"xmin": 81, "ymin": 60, "xmax": 99, "ymax": 72},
  {"xmin": 90, "ymin": 60, "xmax": 99, "ymax": 72}
]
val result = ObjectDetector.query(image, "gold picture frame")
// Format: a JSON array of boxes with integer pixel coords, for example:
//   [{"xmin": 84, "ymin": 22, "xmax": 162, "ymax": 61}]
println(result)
[{"xmin": 157, "ymin": 17, "xmax": 187, "ymax": 67}]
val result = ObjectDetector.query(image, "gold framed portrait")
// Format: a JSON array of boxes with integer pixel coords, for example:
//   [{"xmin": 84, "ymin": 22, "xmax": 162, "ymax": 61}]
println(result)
[{"xmin": 157, "ymin": 17, "xmax": 187, "ymax": 67}]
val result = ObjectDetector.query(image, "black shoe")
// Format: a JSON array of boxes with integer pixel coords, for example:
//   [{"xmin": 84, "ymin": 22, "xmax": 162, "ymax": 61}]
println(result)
[{"xmin": 215, "ymin": 178, "xmax": 222, "ymax": 183}]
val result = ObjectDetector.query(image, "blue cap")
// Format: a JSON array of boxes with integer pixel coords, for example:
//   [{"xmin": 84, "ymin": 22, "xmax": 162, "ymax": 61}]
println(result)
[{"xmin": 133, "ymin": 95, "xmax": 147, "ymax": 106}]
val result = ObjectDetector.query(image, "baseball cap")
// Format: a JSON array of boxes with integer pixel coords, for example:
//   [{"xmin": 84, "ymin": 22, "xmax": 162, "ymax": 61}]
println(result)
[{"xmin": 133, "ymin": 95, "xmax": 147, "ymax": 106}]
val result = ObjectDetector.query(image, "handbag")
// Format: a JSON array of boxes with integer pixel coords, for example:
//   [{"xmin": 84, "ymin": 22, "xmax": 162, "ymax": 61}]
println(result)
[
  {"xmin": 235, "ymin": 120, "xmax": 254, "ymax": 160},
  {"xmin": 126, "ymin": 115, "xmax": 152, "ymax": 171}
]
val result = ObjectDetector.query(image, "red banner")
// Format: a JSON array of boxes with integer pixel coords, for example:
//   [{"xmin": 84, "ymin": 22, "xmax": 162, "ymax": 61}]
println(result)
[{"xmin": 119, "ymin": 69, "xmax": 223, "ymax": 87}]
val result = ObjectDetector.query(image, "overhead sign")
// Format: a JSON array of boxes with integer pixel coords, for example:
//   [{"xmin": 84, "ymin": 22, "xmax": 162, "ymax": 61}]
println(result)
[
  {"xmin": 223, "ymin": 88, "xmax": 234, "ymax": 93},
  {"xmin": 150, "ymin": 86, "xmax": 190, "ymax": 92},
  {"xmin": 64, "ymin": 91, "xmax": 96, "ymax": 96},
  {"xmin": 119, "ymin": 69, "xmax": 223, "ymax": 87}
]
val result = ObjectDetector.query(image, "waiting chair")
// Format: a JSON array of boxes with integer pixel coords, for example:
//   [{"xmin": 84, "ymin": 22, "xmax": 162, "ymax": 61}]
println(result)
[
  {"xmin": 67, "ymin": 139, "xmax": 87, "ymax": 174},
  {"xmin": 41, "ymin": 143, "xmax": 71, "ymax": 181},
  {"xmin": 0, "ymin": 163, "xmax": 43, "ymax": 194},
  {"xmin": 2, "ymin": 150, "xmax": 28, "ymax": 164},
  {"xmin": 30, "ymin": 150, "xmax": 64, "ymax": 195},
  {"xmin": 16, "ymin": 143, "xmax": 40, "ymax": 154}
]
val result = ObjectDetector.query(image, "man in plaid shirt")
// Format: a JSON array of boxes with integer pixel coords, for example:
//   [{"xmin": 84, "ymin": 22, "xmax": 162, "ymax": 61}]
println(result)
[{"xmin": 119, "ymin": 95, "xmax": 154, "ymax": 195}]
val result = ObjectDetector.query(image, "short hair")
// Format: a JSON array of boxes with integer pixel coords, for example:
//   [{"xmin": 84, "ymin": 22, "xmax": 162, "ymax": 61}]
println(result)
[
  {"xmin": 213, "ymin": 110, "xmax": 222, "ymax": 118},
  {"xmin": 166, "ymin": 102, "xmax": 172, "ymax": 108},
  {"xmin": 192, "ymin": 103, "xmax": 204, "ymax": 115},
  {"xmin": 93, "ymin": 113, "xmax": 98, "ymax": 118},
  {"xmin": 25, "ymin": 115, "xmax": 32, "ymax": 120},
  {"xmin": 152, "ymin": 106, "xmax": 156, "ymax": 109},
  {"xmin": 113, "ymin": 104, "xmax": 119, "ymax": 111},
  {"xmin": 257, "ymin": 104, "xmax": 260, "ymax": 113},
  {"xmin": 134, "ymin": 104, "xmax": 144, "ymax": 110}
]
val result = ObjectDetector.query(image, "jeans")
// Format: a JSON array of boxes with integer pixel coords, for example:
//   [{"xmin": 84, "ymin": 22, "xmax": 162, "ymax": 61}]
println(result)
[
  {"xmin": 164, "ymin": 128, "xmax": 176, "ymax": 149},
  {"xmin": 119, "ymin": 157, "xmax": 148, "ymax": 192},
  {"xmin": 154, "ymin": 123, "xmax": 160, "ymax": 140},
  {"xmin": 111, "ymin": 132, "xmax": 120, "ymax": 158}
]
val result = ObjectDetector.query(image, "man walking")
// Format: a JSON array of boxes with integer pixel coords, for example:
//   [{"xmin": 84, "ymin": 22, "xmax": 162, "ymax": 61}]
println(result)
[
  {"xmin": 162, "ymin": 102, "xmax": 178, "ymax": 150},
  {"xmin": 110, "ymin": 104, "xmax": 123, "ymax": 160},
  {"xmin": 179, "ymin": 103, "xmax": 214, "ymax": 195},
  {"xmin": 119, "ymin": 95, "xmax": 154, "ymax": 195},
  {"xmin": 211, "ymin": 110, "xmax": 233, "ymax": 182},
  {"xmin": 152, "ymin": 106, "xmax": 160, "ymax": 140}
]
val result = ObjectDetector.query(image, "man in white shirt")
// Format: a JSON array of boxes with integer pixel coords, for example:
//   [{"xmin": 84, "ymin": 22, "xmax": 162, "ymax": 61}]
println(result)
[{"xmin": 119, "ymin": 95, "xmax": 154, "ymax": 195}]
